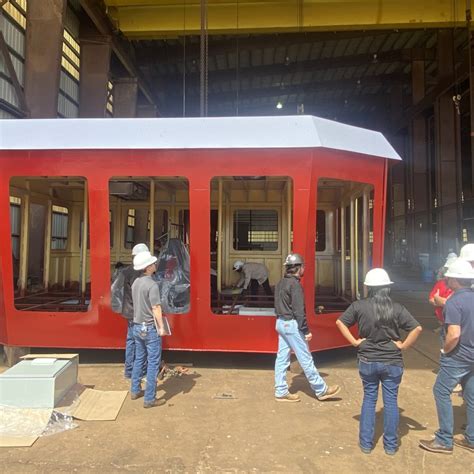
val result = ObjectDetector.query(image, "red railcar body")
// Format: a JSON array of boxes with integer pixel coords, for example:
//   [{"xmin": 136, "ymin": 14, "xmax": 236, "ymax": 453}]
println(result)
[{"xmin": 0, "ymin": 117, "xmax": 399, "ymax": 353}]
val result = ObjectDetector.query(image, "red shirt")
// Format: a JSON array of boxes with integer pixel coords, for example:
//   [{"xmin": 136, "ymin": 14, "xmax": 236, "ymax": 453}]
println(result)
[{"xmin": 429, "ymin": 279, "xmax": 453, "ymax": 322}]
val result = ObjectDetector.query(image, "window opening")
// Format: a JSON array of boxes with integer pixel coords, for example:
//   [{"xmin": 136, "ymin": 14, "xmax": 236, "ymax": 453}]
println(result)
[
  {"xmin": 210, "ymin": 176, "xmax": 292, "ymax": 315},
  {"xmin": 9, "ymin": 177, "xmax": 90, "ymax": 312}
]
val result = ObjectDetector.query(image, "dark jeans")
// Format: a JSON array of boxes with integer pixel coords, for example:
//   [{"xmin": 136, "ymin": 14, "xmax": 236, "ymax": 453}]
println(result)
[
  {"xmin": 249, "ymin": 279, "xmax": 272, "ymax": 296},
  {"xmin": 358, "ymin": 360, "xmax": 404, "ymax": 452},
  {"xmin": 131, "ymin": 324, "xmax": 162, "ymax": 404},
  {"xmin": 434, "ymin": 355, "xmax": 474, "ymax": 447},
  {"xmin": 125, "ymin": 320, "xmax": 146, "ymax": 378}
]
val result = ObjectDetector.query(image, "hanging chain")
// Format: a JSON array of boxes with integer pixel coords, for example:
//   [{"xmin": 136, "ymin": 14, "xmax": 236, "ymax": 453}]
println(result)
[{"xmin": 200, "ymin": 0, "xmax": 208, "ymax": 117}]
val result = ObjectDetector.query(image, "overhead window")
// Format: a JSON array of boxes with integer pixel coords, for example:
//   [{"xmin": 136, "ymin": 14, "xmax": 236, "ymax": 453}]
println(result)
[
  {"xmin": 233, "ymin": 209, "xmax": 279, "ymax": 251},
  {"xmin": 51, "ymin": 205, "xmax": 69, "ymax": 250}
]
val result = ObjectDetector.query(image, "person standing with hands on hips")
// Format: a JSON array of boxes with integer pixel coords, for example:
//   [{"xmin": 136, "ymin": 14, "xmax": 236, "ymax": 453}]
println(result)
[
  {"xmin": 274, "ymin": 253, "xmax": 341, "ymax": 402},
  {"xmin": 130, "ymin": 251, "xmax": 166, "ymax": 409},
  {"xmin": 336, "ymin": 268, "xmax": 422, "ymax": 455}
]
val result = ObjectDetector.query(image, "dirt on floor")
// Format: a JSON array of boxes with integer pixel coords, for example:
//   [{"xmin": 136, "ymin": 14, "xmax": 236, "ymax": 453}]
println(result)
[{"xmin": 0, "ymin": 288, "xmax": 472, "ymax": 473}]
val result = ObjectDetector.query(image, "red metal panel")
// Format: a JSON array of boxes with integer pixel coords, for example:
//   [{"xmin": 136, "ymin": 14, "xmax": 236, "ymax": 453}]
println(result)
[{"xmin": 0, "ymin": 147, "xmax": 387, "ymax": 353}]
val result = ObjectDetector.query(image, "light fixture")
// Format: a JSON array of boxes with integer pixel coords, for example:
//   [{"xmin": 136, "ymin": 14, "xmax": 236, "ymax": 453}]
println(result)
[{"xmin": 276, "ymin": 101, "xmax": 283, "ymax": 109}]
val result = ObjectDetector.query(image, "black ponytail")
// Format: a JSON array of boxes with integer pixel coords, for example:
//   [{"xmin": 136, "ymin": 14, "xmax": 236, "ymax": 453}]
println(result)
[{"xmin": 368, "ymin": 286, "xmax": 395, "ymax": 328}]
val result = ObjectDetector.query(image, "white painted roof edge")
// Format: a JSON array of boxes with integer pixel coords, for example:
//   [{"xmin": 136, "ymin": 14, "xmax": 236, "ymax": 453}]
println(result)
[{"xmin": 0, "ymin": 116, "xmax": 401, "ymax": 160}]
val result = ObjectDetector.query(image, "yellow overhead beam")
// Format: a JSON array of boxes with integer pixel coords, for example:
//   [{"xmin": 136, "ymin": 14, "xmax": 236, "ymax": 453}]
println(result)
[{"xmin": 104, "ymin": 0, "xmax": 468, "ymax": 39}]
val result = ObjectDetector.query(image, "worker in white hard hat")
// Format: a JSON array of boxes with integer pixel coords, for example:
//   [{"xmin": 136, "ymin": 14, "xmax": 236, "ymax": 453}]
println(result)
[
  {"xmin": 460, "ymin": 243, "xmax": 474, "ymax": 266},
  {"xmin": 420, "ymin": 258, "xmax": 474, "ymax": 454},
  {"xmin": 130, "ymin": 251, "xmax": 166, "ymax": 409},
  {"xmin": 274, "ymin": 253, "xmax": 341, "ymax": 403},
  {"xmin": 111, "ymin": 243, "xmax": 150, "ymax": 379},
  {"xmin": 337, "ymin": 268, "xmax": 422, "ymax": 455},
  {"xmin": 233, "ymin": 260, "xmax": 272, "ymax": 296}
]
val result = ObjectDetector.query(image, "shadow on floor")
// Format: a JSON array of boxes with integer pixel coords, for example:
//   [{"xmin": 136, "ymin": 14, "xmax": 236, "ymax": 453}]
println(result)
[{"xmin": 353, "ymin": 407, "xmax": 427, "ymax": 447}]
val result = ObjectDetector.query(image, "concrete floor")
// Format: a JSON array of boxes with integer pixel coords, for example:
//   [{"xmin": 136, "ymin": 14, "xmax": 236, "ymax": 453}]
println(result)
[{"xmin": 0, "ymin": 280, "xmax": 473, "ymax": 473}]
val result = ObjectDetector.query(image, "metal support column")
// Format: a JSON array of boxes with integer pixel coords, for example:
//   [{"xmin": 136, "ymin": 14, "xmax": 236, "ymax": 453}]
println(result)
[
  {"xmin": 80, "ymin": 183, "xmax": 89, "ymax": 298},
  {"xmin": 79, "ymin": 30, "xmax": 112, "ymax": 117},
  {"xmin": 24, "ymin": 0, "xmax": 67, "ymax": 117},
  {"xmin": 43, "ymin": 198, "xmax": 52, "ymax": 291},
  {"xmin": 18, "ymin": 190, "xmax": 30, "ymax": 296},
  {"xmin": 217, "ymin": 178, "xmax": 223, "ymax": 293},
  {"xmin": 149, "ymin": 179, "xmax": 155, "ymax": 253}
]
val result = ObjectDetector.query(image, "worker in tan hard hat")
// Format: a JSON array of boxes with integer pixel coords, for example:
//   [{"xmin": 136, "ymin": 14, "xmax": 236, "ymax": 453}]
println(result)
[
  {"xmin": 111, "ymin": 243, "xmax": 150, "ymax": 379},
  {"xmin": 274, "ymin": 253, "xmax": 340, "ymax": 403},
  {"xmin": 420, "ymin": 258, "xmax": 474, "ymax": 454},
  {"xmin": 337, "ymin": 268, "xmax": 422, "ymax": 455}
]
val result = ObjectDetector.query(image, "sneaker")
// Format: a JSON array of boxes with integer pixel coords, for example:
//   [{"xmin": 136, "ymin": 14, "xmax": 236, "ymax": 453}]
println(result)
[
  {"xmin": 385, "ymin": 449, "xmax": 397, "ymax": 456},
  {"xmin": 130, "ymin": 390, "xmax": 144, "ymax": 400},
  {"xmin": 419, "ymin": 439, "xmax": 453, "ymax": 454},
  {"xmin": 275, "ymin": 393, "xmax": 300, "ymax": 403},
  {"xmin": 453, "ymin": 434, "xmax": 474, "ymax": 453},
  {"xmin": 317, "ymin": 385, "xmax": 341, "ymax": 401},
  {"xmin": 143, "ymin": 398, "xmax": 166, "ymax": 408}
]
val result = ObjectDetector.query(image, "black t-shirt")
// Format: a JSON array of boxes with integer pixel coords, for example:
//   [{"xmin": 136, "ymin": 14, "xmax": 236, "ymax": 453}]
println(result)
[{"xmin": 338, "ymin": 298, "xmax": 420, "ymax": 366}]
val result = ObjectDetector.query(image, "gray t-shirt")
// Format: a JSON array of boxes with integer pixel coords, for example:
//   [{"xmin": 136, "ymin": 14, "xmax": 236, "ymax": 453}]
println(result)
[{"xmin": 131, "ymin": 275, "xmax": 161, "ymax": 325}]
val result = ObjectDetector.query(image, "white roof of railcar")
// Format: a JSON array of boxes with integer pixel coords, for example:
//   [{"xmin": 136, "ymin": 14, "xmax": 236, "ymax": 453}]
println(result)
[{"xmin": 0, "ymin": 116, "xmax": 401, "ymax": 160}]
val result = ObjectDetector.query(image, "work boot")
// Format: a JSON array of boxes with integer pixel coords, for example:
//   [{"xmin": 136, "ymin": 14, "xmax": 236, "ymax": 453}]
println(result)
[
  {"xmin": 130, "ymin": 390, "xmax": 144, "ymax": 400},
  {"xmin": 317, "ymin": 385, "xmax": 341, "ymax": 401},
  {"xmin": 418, "ymin": 439, "xmax": 453, "ymax": 454},
  {"xmin": 453, "ymin": 435, "xmax": 474, "ymax": 453},
  {"xmin": 144, "ymin": 398, "xmax": 166, "ymax": 408},
  {"xmin": 275, "ymin": 393, "xmax": 300, "ymax": 403}
]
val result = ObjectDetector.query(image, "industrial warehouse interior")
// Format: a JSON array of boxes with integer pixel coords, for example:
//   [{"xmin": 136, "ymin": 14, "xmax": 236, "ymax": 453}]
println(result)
[{"xmin": 0, "ymin": 1, "xmax": 473, "ymax": 472}]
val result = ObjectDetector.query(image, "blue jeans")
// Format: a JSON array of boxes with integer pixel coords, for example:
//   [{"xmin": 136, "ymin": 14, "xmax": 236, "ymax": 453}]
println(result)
[
  {"xmin": 433, "ymin": 355, "xmax": 474, "ymax": 447},
  {"xmin": 131, "ymin": 324, "xmax": 162, "ymax": 404},
  {"xmin": 358, "ymin": 360, "xmax": 403, "ymax": 452},
  {"xmin": 274, "ymin": 319, "xmax": 327, "ymax": 397},
  {"xmin": 124, "ymin": 320, "xmax": 135, "ymax": 378}
]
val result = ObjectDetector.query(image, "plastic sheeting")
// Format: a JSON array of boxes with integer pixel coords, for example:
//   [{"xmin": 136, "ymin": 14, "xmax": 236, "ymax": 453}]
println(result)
[
  {"xmin": 110, "ymin": 239, "xmax": 190, "ymax": 315},
  {"xmin": 110, "ymin": 269, "xmax": 125, "ymax": 314},
  {"xmin": 153, "ymin": 238, "xmax": 190, "ymax": 314}
]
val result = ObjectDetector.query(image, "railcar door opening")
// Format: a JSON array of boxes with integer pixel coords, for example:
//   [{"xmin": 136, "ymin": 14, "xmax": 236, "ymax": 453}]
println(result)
[
  {"xmin": 315, "ymin": 178, "xmax": 374, "ymax": 314},
  {"xmin": 109, "ymin": 177, "xmax": 190, "ymax": 315},
  {"xmin": 210, "ymin": 176, "xmax": 293, "ymax": 315},
  {"xmin": 9, "ymin": 177, "xmax": 91, "ymax": 312}
]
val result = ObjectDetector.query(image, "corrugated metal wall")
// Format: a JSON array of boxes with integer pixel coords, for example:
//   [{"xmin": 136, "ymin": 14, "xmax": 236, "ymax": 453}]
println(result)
[{"xmin": 0, "ymin": 1, "xmax": 26, "ymax": 118}]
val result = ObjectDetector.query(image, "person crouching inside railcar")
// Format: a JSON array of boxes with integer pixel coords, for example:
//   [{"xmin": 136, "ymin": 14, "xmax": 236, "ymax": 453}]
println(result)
[
  {"xmin": 233, "ymin": 260, "xmax": 272, "ymax": 296},
  {"xmin": 130, "ymin": 251, "xmax": 166, "ymax": 409},
  {"xmin": 111, "ymin": 243, "xmax": 150, "ymax": 379},
  {"xmin": 274, "ymin": 253, "xmax": 341, "ymax": 403},
  {"xmin": 336, "ymin": 268, "xmax": 422, "ymax": 455}
]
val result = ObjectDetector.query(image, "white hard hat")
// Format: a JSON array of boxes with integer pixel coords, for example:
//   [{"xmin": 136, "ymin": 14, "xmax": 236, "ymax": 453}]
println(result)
[
  {"xmin": 233, "ymin": 261, "xmax": 245, "ymax": 270},
  {"xmin": 132, "ymin": 243, "xmax": 150, "ymax": 256},
  {"xmin": 364, "ymin": 268, "xmax": 393, "ymax": 287},
  {"xmin": 444, "ymin": 252, "xmax": 458, "ymax": 268},
  {"xmin": 133, "ymin": 251, "xmax": 157, "ymax": 271},
  {"xmin": 460, "ymin": 243, "xmax": 474, "ymax": 262},
  {"xmin": 284, "ymin": 253, "xmax": 304, "ymax": 266},
  {"xmin": 445, "ymin": 258, "xmax": 474, "ymax": 279}
]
